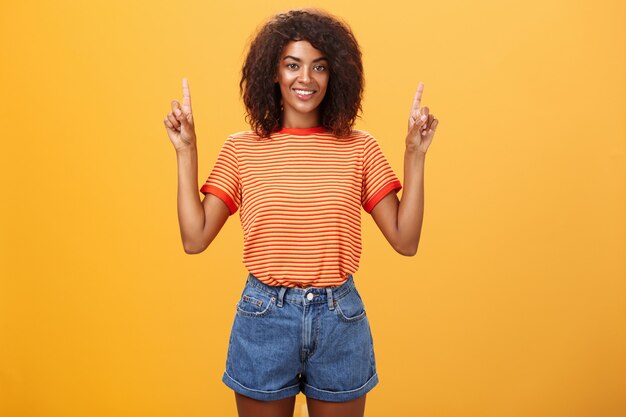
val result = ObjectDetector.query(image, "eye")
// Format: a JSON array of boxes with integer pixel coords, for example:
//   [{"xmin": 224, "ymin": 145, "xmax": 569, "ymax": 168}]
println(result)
[
  {"xmin": 286, "ymin": 63, "xmax": 298, "ymax": 70},
  {"xmin": 314, "ymin": 65, "xmax": 327, "ymax": 72}
]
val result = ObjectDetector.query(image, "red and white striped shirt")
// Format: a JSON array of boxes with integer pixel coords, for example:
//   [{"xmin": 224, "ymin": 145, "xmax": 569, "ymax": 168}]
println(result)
[{"xmin": 200, "ymin": 126, "xmax": 402, "ymax": 288}]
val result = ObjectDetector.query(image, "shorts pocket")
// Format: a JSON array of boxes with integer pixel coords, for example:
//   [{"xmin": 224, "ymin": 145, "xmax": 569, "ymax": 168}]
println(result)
[
  {"xmin": 334, "ymin": 288, "xmax": 367, "ymax": 323},
  {"xmin": 235, "ymin": 285, "xmax": 276, "ymax": 318}
]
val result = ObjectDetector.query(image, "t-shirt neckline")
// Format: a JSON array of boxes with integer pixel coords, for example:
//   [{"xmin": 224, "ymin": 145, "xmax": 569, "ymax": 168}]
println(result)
[{"xmin": 275, "ymin": 126, "xmax": 328, "ymax": 135}]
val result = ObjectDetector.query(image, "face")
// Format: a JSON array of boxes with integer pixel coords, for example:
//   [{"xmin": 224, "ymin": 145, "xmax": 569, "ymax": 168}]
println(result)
[{"xmin": 275, "ymin": 40, "xmax": 329, "ymax": 127}]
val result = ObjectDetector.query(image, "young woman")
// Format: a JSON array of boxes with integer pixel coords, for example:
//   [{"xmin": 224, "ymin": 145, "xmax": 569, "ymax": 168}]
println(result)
[{"xmin": 163, "ymin": 8, "xmax": 438, "ymax": 417}]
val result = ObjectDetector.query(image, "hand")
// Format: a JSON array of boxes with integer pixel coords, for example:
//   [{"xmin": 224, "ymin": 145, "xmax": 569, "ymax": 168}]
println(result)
[
  {"xmin": 163, "ymin": 78, "xmax": 197, "ymax": 152},
  {"xmin": 406, "ymin": 81, "xmax": 439, "ymax": 154}
]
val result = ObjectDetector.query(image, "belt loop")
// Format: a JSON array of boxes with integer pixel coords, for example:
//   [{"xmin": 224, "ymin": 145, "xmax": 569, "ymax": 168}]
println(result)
[
  {"xmin": 326, "ymin": 287, "xmax": 334, "ymax": 310},
  {"xmin": 277, "ymin": 287, "xmax": 287, "ymax": 308}
]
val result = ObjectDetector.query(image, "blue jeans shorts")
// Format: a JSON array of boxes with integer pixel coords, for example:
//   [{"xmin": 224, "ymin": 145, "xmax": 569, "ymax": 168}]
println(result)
[{"xmin": 222, "ymin": 272, "xmax": 379, "ymax": 402}]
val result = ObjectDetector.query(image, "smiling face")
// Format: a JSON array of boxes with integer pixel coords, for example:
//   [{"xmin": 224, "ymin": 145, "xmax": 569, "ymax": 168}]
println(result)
[{"xmin": 275, "ymin": 40, "xmax": 329, "ymax": 128}]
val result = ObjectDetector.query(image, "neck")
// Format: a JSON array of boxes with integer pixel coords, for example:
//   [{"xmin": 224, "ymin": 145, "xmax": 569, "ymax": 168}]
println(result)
[{"xmin": 281, "ymin": 111, "xmax": 320, "ymax": 129}]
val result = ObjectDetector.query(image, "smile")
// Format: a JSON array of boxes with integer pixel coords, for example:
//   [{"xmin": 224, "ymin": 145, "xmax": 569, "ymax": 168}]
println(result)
[{"xmin": 293, "ymin": 89, "xmax": 316, "ymax": 100}]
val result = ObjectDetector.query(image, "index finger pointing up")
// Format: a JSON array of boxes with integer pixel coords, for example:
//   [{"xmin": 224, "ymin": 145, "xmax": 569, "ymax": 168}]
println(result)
[
  {"xmin": 182, "ymin": 78, "xmax": 192, "ymax": 114},
  {"xmin": 411, "ymin": 81, "xmax": 425, "ymax": 114}
]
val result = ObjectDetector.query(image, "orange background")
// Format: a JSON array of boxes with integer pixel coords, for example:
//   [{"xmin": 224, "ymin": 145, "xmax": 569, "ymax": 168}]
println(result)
[{"xmin": 1, "ymin": 0, "xmax": 624, "ymax": 416}]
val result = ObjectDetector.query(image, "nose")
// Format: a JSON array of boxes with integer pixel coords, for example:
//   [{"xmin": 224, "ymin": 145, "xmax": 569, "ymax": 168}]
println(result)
[{"xmin": 298, "ymin": 66, "xmax": 312, "ymax": 83}]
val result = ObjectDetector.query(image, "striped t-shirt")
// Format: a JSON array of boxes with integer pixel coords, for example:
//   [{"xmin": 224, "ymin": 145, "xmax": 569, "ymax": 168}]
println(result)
[{"xmin": 200, "ymin": 126, "xmax": 402, "ymax": 288}]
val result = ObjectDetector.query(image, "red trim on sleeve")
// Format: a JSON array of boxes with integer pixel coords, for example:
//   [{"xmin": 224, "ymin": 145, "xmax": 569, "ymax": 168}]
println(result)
[
  {"xmin": 363, "ymin": 180, "xmax": 402, "ymax": 213},
  {"xmin": 200, "ymin": 184, "xmax": 238, "ymax": 215}
]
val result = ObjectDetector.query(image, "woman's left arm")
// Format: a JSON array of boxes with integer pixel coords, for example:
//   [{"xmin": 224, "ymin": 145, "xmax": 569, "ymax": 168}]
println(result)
[{"xmin": 370, "ymin": 82, "xmax": 439, "ymax": 256}]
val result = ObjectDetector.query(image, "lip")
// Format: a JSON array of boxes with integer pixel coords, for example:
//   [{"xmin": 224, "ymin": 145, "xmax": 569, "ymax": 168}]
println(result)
[{"xmin": 293, "ymin": 88, "xmax": 316, "ymax": 101}]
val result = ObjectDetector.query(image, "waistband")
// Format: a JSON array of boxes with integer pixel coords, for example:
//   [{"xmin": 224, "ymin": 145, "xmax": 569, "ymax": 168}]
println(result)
[{"xmin": 246, "ymin": 273, "xmax": 356, "ymax": 310}]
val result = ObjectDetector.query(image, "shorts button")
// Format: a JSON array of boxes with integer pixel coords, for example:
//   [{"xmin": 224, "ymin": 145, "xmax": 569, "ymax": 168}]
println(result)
[{"xmin": 306, "ymin": 293, "xmax": 314, "ymax": 300}]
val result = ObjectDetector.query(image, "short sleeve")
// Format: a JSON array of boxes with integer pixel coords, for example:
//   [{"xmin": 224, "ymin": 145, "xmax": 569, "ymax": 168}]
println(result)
[
  {"xmin": 362, "ymin": 134, "xmax": 402, "ymax": 213},
  {"xmin": 199, "ymin": 136, "xmax": 241, "ymax": 215}
]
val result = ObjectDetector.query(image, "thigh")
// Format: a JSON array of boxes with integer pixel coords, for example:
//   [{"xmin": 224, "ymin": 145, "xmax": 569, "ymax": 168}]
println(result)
[
  {"xmin": 306, "ymin": 394, "xmax": 366, "ymax": 417},
  {"xmin": 235, "ymin": 392, "xmax": 296, "ymax": 417}
]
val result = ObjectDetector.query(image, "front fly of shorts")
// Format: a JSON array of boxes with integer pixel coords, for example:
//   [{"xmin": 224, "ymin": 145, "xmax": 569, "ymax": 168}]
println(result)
[{"xmin": 222, "ymin": 272, "xmax": 379, "ymax": 402}]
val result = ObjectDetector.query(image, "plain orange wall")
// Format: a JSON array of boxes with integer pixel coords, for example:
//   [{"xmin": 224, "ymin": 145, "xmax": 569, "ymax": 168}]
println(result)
[{"xmin": 1, "ymin": 0, "xmax": 624, "ymax": 416}]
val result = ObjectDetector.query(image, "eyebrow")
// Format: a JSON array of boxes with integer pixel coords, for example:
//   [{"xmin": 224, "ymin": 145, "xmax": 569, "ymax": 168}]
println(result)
[{"xmin": 282, "ymin": 55, "xmax": 328, "ymax": 62}]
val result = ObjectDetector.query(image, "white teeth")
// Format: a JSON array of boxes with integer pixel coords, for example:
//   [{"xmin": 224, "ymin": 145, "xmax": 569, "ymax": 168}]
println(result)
[{"xmin": 294, "ymin": 89, "xmax": 314, "ymax": 95}]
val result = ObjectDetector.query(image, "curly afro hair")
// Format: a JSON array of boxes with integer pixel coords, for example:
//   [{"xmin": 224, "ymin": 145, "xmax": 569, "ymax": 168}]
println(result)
[{"xmin": 240, "ymin": 8, "xmax": 364, "ymax": 139}]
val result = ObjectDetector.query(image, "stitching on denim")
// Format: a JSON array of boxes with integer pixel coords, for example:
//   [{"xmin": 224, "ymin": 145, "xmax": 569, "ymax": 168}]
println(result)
[
  {"xmin": 242, "ymin": 295, "xmax": 263, "ymax": 307},
  {"xmin": 303, "ymin": 372, "xmax": 378, "ymax": 394},
  {"xmin": 223, "ymin": 370, "xmax": 300, "ymax": 394},
  {"xmin": 334, "ymin": 289, "xmax": 367, "ymax": 322},
  {"xmin": 335, "ymin": 301, "xmax": 367, "ymax": 322},
  {"xmin": 236, "ymin": 296, "xmax": 275, "ymax": 317}
]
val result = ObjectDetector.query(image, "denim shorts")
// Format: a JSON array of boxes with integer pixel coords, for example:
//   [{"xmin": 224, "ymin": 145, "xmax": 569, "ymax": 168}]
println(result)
[{"xmin": 222, "ymin": 272, "xmax": 379, "ymax": 402}]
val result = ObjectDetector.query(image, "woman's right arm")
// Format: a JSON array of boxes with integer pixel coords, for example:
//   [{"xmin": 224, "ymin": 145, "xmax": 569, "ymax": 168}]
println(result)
[
  {"xmin": 176, "ymin": 146, "xmax": 230, "ymax": 254},
  {"xmin": 164, "ymin": 78, "xmax": 230, "ymax": 254}
]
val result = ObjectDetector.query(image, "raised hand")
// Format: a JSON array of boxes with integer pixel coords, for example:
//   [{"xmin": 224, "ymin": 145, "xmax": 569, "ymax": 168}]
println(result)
[
  {"xmin": 164, "ymin": 78, "xmax": 197, "ymax": 152},
  {"xmin": 406, "ymin": 81, "xmax": 439, "ymax": 154}
]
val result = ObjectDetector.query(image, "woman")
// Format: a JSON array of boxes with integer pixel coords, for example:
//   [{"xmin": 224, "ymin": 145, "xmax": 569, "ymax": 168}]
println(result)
[{"xmin": 163, "ymin": 8, "xmax": 438, "ymax": 417}]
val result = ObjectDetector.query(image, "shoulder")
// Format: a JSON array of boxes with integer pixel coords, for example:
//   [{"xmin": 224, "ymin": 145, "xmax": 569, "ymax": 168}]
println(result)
[
  {"xmin": 221, "ymin": 131, "xmax": 262, "ymax": 150},
  {"xmin": 347, "ymin": 128, "xmax": 376, "ymax": 141},
  {"xmin": 227, "ymin": 130, "xmax": 257, "ymax": 140},
  {"xmin": 227, "ymin": 130, "xmax": 279, "ymax": 144},
  {"xmin": 346, "ymin": 129, "xmax": 379, "ymax": 150}
]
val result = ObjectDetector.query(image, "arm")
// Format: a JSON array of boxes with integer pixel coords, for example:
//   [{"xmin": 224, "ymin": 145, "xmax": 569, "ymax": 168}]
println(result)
[
  {"xmin": 176, "ymin": 146, "xmax": 230, "ymax": 254},
  {"xmin": 370, "ymin": 149, "xmax": 425, "ymax": 256},
  {"xmin": 164, "ymin": 78, "xmax": 230, "ymax": 254},
  {"xmin": 370, "ymin": 81, "xmax": 439, "ymax": 256}
]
